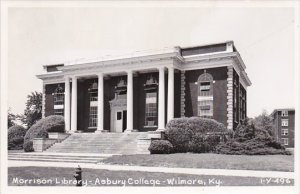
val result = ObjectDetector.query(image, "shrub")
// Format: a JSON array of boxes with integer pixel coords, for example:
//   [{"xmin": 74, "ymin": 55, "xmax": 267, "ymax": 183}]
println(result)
[
  {"xmin": 216, "ymin": 121, "xmax": 290, "ymax": 155},
  {"xmin": 8, "ymin": 125, "xmax": 27, "ymax": 150},
  {"xmin": 165, "ymin": 117, "xmax": 226, "ymax": 153},
  {"xmin": 23, "ymin": 141, "xmax": 34, "ymax": 152},
  {"xmin": 23, "ymin": 115, "xmax": 65, "ymax": 152},
  {"xmin": 148, "ymin": 140, "xmax": 173, "ymax": 154},
  {"xmin": 165, "ymin": 118, "xmax": 193, "ymax": 152},
  {"xmin": 189, "ymin": 134, "xmax": 221, "ymax": 153}
]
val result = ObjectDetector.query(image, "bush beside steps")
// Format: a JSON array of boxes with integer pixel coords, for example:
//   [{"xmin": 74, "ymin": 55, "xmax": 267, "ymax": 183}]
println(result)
[{"xmin": 23, "ymin": 115, "xmax": 65, "ymax": 152}]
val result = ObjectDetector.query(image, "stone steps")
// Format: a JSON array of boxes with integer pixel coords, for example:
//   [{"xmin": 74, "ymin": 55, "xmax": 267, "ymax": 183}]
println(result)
[{"xmin": 45, "ymin": 132, "xmax": 150, "ymax": 154}]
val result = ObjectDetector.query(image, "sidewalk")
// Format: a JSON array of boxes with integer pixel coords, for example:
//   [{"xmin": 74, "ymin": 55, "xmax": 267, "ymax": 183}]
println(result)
[{"xmin": 8, "ymin": 160, "xmax": 294, "ymax": 179}]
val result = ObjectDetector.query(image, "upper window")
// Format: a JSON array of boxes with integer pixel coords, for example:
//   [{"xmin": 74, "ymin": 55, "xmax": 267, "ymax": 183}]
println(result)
[
  {"xmin": 54, "ymin": 85, "xmax": 64, "ymax": 106},
  {"xmin": 281, "ymin": 119, "xmax": 289, "ymax": 127},
  {"xmin": 281, "ymin": 110, "xmax": 289, "ymax": 117},
  {"xmin": 281, "ymin": 129, "xmax": 289, "ymax": 136},
  {"xmin": 197, "ymin": 71, "xmax": 213, "ymax": 117},
  {"xmin": 53, "ymin": 85, "xmax": 64, "ymax": 116}
]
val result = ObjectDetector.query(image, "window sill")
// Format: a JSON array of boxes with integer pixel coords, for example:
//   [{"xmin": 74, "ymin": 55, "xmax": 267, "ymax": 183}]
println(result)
[{"xmin": 144, "ymin": 126, "xmax": 158, "ymax": 128}]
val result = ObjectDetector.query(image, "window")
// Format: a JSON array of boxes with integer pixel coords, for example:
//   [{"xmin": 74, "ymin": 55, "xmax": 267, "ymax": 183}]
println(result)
[
  {"xmin": 281, "ymin": 110, "xmax": 288, "ymax": 117},
  {"xmin": 88, "ymin": 82, "xmax": 98, "ymax": 128},
  {"xmin": 281, "ymin": 119, "xmax": 289, "ymax": 127},
  {"xmin": 197, "ymin": 71, "xmax": 213, "ymax": 117},
  {"xmin": 281, "ymin": 129, "xmax": 288, "ymax": 136},
  {"xmin": 89, "ymin": 106, "xmax": 97, "ymax": 127},
  {"xmin": 54, "ymin": 109, "xmax": 64, "ymax": 116},
  {"xmin": 53, "ymin": 85, "xmax": 64, "ymax": 116},
  {"xmin": 145, "ymin": 92, "xmax": 157, "ymax": 126},
  {"xmin": 281, "ymin": 138, "xmax": 289, "ymax": 146}
]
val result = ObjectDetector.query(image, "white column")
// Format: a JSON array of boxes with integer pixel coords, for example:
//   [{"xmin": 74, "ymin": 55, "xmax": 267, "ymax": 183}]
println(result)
[
  {"xmin": 71, "ymin": 76, "xmax": 77, "ymax": 132},
  {"xmin": 96, "ymin": 73, "xmax": 104, "ymax": 132},
  {"xmin": 167, "ymin": 67, "xmax": 174, "ymax": 122},
  {"xmin": 64, "ymin": 77, "xmax": 71, "ymax": 132},
  {"xmin": 158, "ymin": 67, "xmax": 165, "ymax": 130},
  {"xmin": 126, "ymin": 70, "xmax": 133, "ymax": 132}
]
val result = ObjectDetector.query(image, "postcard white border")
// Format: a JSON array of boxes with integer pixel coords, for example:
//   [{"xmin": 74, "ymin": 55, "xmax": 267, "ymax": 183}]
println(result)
[{"xmin": 1, "ymin": 1, "xmax": 299, "ymax": 194}]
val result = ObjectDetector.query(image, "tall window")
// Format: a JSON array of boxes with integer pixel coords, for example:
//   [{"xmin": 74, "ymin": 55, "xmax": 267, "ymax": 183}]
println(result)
[
  {"xmin": 145, "ymin": 92, "xmax": 157, "ymax": 126},
  {"xmin": 89, "ymin": 82, "xmax": 98, "ymax": 128},
  {"xmin": 53, "ymin": 85, "xmax": 64, "ymax": 116},
  {"xmin": 197, "ymin": 71, "xmax": 213, "ymax": 117},
  {"xmin": 281, "ymin": 119, "xmax": 289, "ymax": 127}
]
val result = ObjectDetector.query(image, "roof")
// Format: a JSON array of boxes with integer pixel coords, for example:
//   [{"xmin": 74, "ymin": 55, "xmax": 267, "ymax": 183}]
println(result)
[{"xmin": 271, "ymin": 108, "xmax": 295, "ymax": 116}]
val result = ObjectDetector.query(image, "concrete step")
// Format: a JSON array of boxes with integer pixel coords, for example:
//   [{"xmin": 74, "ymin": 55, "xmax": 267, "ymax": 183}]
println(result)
[{"xmin": 45, "ymin": 132, "xmax": 150, "ymax": 154}]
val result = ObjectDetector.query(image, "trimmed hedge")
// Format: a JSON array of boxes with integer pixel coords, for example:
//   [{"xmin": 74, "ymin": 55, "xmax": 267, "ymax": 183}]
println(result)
[
  {"xmin": 165, "ymin": 117, "xmax": 226, "ymax": 153},
  {"xmin": 23, "ymin": 115, "xmax": 65, "ymax": 152},
  {"xmin": 148, "ymin": 140, "xmax": 173, "ymax": 154},
  {"xmin": 8, "ymin": 125, "xmax": 27, "ymax": 150}
]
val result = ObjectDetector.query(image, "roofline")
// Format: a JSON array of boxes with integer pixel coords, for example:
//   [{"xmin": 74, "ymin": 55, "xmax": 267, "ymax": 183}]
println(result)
[
  {"xmin": 270, "ymin": 108, "xmax": 295, "ymax": 116},
  {"xmin": 179, "ymin": 40, "xmax": 233, "ymax": 50}
]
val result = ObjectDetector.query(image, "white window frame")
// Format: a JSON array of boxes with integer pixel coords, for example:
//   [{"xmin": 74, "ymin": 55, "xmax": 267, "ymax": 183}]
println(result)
[
  {"xmin": 281, "ymin": 119, "xmax": 289, "ymax": 126},
  {"xmin": 281, "ymin": 138, "xmax": 289, "ymax": 146},
  {"xmin": 145, "ymin": 92, "xmax": 157, "ymax": 127},
  {"xmin": 281, "ymin": 110, "xmax": 289, "ymax": 117},
  {"xmin": 53, "ymin": 85, "xmax": 64, "ymax": 116},
  {"xmin": 281, "ymin": 128, "xmax": 289, "ymax": 136}
]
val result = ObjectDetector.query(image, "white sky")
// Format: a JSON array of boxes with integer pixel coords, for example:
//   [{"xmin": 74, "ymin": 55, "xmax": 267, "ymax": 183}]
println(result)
[{"xmin": 7, "ymin": 4, "xmax": 295, "ymax": 118}]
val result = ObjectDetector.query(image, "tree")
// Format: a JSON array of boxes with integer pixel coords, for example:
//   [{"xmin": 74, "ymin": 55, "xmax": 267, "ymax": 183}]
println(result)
[
  {"xmin": 8, "ymin": 108, "xmax": 17, "ymax": 128},
  {"xmin": 20, "ymin": 91, "xmax": 42, "ymax": 129},
  {"xmin": 252, "ymin": 110, "xmax": 274, "ymax": 136}
]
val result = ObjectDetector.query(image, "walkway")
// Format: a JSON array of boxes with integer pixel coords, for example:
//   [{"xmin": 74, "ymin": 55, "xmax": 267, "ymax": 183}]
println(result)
[{"xmin": 8, "ymin": 160, "xmax": 294, "ymax": 179}]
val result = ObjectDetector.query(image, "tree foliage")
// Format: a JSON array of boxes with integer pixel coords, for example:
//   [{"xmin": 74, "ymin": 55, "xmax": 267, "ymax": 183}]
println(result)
[
  {"xmin": 251, "ymin": 110, "xmax": 274, "ymax": 136},
  {"xmin": 8, "ymin": 108, "xmax": 17, "ymax": 128},
  {"xmin": 20, "ymin": 91, "xmax": 42, "ymax": 129}
]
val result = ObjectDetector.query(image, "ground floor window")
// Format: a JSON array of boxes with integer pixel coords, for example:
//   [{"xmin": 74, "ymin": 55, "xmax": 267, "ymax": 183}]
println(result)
[
  {"xmin": 281, "ymin": 138, "xmax": 289, "ymax": 146},
  {"xmin": 145, "ymin": 92, "xmax": 157, "ymax": 127},
  {"xmin": 54, "ymin": 109, "xmax": 64, "ymax": 116},
  {"xmin": 197, "ymin": 99, "xmax": 213, "ymax": 117},
  {"xmin": 89, "ymin": 106, "xmax": 97, "ymax": 128}
]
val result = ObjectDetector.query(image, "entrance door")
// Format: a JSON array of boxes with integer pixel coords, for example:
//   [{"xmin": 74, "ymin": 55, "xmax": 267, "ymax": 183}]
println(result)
[
  {"xmin": 115, "ymin": 111, "xmax": 123, "ymax": 133},
  {"xmin": 122, "ymin": 110, "xmax": 127, "ymax": 132}
]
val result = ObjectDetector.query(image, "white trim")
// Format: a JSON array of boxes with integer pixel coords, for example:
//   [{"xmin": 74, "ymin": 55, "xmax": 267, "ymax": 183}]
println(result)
[
  {"xmin": 197, "ymin": 96, "xmax": 213, "ymax": 101},
  {"xmin": 90, "ymin": 101, "xmax": 98, "ymax": 107},
  {"xmin": 54, "ymin": 105, "xmax": 64, "ymax": 109}
]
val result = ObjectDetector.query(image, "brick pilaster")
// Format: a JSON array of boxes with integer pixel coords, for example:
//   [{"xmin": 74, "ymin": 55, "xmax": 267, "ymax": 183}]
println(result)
[{"xmin": 227, "ymin": 66, "xmax": 233, "ymax": 131}]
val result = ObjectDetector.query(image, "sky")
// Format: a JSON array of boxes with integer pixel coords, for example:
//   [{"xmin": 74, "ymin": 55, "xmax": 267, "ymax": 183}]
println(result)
[{"xmin": 6, "ymin": 4, "xmax": 296, "ymax": 118}]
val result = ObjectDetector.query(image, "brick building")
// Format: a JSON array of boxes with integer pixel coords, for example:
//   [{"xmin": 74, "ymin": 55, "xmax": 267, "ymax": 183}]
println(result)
[
  {"xmin": 271, "ymin": 108, "xmax": 295, "ymax": 148},
  {"xmin": 37, "ymin": 41, "xmax": 251, "ymax": 133}
]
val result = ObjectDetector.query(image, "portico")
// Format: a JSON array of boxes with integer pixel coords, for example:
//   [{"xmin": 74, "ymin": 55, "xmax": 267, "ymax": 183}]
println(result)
[{"xmin": 62, "ymin": 65, "xmax": 175, "ymax": 133}]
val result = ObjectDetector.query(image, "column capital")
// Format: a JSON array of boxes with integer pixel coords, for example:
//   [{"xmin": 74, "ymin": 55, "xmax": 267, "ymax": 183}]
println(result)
[
  {"xmin": 126, "ymin": 69, "xmax": 134, "ymax": 74},
  {"xmin": 97, "ymin": 72, "xmax": 104, "ymax": 77},
  {"xmin": 158, "ymin": 66, "xmax": 166, "ymax": 71}
]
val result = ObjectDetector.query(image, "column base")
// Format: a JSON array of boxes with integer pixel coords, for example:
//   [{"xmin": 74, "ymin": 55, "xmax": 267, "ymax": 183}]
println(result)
[
  {"xmin": 67, "ymin": 130, "xmax": 77, "ymax": 134},
  {"xmin": 94, "ymin": 130, "xmax": 109, "ymax": 133}
]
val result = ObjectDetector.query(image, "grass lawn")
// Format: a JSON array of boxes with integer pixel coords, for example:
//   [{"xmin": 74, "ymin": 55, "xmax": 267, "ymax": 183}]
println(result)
[
  {"xmin": 8, "ymin": 167, "xmax": 293, "ymax": 186},
  {"xmin": 101, "ymin": 153, "xmax": 294, "ymax": 172}
]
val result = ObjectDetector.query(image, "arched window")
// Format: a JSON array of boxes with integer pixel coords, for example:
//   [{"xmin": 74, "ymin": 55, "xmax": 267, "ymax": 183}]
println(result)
[
  {"xmin": 53, "ymin": 84, "xmax": 64, "ymax": 116},
  {"xmin": 197, "ymin": 71, "xmax": 213, "ymax": 117},
  {"xmin": 88, "ymin": 81, "xmax": 98, "ymax": 128}
]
